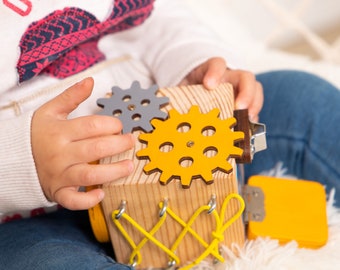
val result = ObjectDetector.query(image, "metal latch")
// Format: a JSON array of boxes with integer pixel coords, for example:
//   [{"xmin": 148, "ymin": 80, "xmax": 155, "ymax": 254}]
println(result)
[{"xmin": 249, "ymin": 120, "xmax": 267, "ymax": 159}]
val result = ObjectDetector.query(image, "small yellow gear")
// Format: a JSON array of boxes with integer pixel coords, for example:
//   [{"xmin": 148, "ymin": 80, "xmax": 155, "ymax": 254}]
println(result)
[{"xmin": 136, "ymin": 106, "xmax": 244, "ymax": 188}]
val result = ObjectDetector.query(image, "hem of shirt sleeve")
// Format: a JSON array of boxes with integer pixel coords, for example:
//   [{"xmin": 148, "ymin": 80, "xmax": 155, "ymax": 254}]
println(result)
[{"xmin": 0, "ymin": 111, "xmax": 56, "ymax": 214}]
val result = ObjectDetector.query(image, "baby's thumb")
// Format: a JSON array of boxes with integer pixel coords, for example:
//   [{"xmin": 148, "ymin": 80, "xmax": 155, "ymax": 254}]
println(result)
[{"xmin": 46, "ymin": 77, "xmax": 94, "ymax": 118}]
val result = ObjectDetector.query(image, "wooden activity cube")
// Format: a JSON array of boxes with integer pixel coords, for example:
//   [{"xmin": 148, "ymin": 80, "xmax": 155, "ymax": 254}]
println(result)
[{"xmin": 95, "ymin": 84, "xmax": 246, "ymax": 269}]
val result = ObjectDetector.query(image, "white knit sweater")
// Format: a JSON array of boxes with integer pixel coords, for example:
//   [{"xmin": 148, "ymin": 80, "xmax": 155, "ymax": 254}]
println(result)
[{"xmin": 0, "ymin": 0, "xmax": 240, "ymax": 222}]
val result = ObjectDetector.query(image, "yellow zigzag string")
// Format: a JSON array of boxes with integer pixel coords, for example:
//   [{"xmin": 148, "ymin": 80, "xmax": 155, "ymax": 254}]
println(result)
[{"xmin": 111, "ymin": 193, "xmax": 245, "ymax": 269}]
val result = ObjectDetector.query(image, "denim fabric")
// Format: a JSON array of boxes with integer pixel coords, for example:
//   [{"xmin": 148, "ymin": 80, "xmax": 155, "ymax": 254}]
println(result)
[
  {"xmin": 1, "ymin": 70, "xmax": 339, "ymax": 269},
  {"xmin": 245, "ymin": 70, "xmax": 340, "ymax": 205},
  {"xmin": 0, "ymin": 209, "xmax": 133, "ymax": 269}
]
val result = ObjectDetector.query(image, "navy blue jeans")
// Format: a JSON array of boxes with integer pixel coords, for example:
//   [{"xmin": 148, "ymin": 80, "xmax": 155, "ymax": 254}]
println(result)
[
  {"xmin": 1, "ymin": 70, "xmax": 340, "ymax": 269},
  {"xmin": 245, "ymin": 70, "xmax": 340, "ymax": 201},
  {"xmin": 0, "ymin": 209, "xmax": 132, "ymax": 269}
]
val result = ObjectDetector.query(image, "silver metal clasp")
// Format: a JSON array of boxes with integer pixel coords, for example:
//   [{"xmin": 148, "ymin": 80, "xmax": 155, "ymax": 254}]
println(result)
[{"xmin": 249, "ymin": 121, "xmax": 267, "ymax": 159}]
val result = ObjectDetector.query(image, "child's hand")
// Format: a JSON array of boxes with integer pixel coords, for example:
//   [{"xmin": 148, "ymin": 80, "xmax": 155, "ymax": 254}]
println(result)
[
  {"xmin": 31, "ymin": 78, "xmax": 135, "ymax": 210},
  {"xmin": 179, "ymin": 57, "xmax": 263, "ymax": 122}
]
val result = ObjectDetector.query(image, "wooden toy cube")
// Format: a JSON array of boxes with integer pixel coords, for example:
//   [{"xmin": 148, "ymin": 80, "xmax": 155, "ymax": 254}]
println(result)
[{"xmin": 97, "ymin": 84, "xmax": 245, "ymax": 269}]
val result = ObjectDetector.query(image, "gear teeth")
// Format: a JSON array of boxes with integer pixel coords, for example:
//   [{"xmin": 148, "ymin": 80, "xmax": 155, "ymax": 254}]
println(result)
[
  {"xmin": 200, "ymin": 171, "xmax": 214, "ymax": 184},
  {"xmin": 234, "ymin": 131, "xmax": 245, "ymax": 138},
  {"xmin": 131, "ymin": 80, "xmax": 140, "ymax": 89},
  {"xmin": 150, "ymin": 118, "xmax": 166, "ymax": 129},
  {"xmin": 159, "ymin": 171, "xmax": 174, "ymax": 185},
  {"xmin": 189, "ymin": 105, "xmax": 200, "ymax": 114},
  {"xmin": 168, "ymin": 109, "xmax": 181, "ymax": 118},
  {"xmin": 218, "ymin": 160, "xmax": 234, "ymax": 173},
  {"xmin": 147, "ymin": 83, "xmax": 159, "ymax": 94},
  {"xmin": 136, "ymin": 147, "xmax": 149, "ymax": 158},
  {"xmin": 137, "ymin": 133, "xmax": 151, "ymax": 143},
  {"xmin": 179, "ymin": 175, "xmax": 193, "ymax": 188},
  {"xmin": 224, "ymin": 117, "xmax": 237, "ymax": 128},
  {"xmin": 143, "ymin": 162, "xmax": 157, "ymax": 173},
  {"xmin": 140, "ymin": 122, "xmax": 153, "ymax": 134},
  {"xmin": 157, "ymin": 97, "xmax": 171, "ymax": 106},
  {"xmin": 209, "ymin": 108, "xmax": 220, "ymax": 118},
  {"xmin": 96, "ymin": 81, "xmax": 169, "ymax": 134},
  {"xmin": 230, "ymin": 146, "xmax": 244, "ymax": 157}
]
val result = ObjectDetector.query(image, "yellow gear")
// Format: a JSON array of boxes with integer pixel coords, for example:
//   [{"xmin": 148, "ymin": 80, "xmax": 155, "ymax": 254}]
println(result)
[{"xmin": 137, "ymin": 106, "xmax": 244, "ymax": 188}]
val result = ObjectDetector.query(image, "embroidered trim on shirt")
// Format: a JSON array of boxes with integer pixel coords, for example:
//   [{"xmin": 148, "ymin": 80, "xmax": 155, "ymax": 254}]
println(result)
[{"xmin": 17, "ymin": 0, "xmax": 154, "ymax": 83}]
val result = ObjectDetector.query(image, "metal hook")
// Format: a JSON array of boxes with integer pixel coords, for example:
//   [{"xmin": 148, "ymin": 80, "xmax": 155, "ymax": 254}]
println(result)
[
  {"xmin": 130, "ymin": 255, "xmax": 138, "ymax": 268},
  {"xmin": 115, "ymin": 200, "xmax": 126, "ymax": 219},
  {"xmin": 207, "ymin": 194, "xmax": 217, "ymax": 214},
  {"xmin": 167, "ymin": 258, "xmax": 176, "ymax": 268},
  {"xmin": 159, "ymin": 198, "xmax": 169, "ymax": 217}
]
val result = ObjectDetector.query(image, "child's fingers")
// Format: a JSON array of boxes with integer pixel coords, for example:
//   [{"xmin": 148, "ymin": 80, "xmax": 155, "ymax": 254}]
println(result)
[
  {"xmin": 41, "ymin": 77, "xmax": 94, "ymax": 119},
  {"xmin": 234, "ymin": 72, "xmax": 258, "ymax": 110},
  {"xmin": 248, "ymin": 82, "xmax": 264, "ymax": 121},
  {"xmin": 55, "ymin": 187, "xmax": 105, "ymax": 210},
  {"xmin": 61, "ymin": 160, "xmax": 134, "ymax": 188},
  {"xmin": 202, "ymin": 58, "xmax": 227, "ymax": 89},
  {"xmin": 67, "ymin": 134, "xmax": 135, "ymax": 164},
  {"xmin": 55, "ymin": 159, "xmax": 135, "ymax": 210},
  {"xmin": 179, "ymin": 57, "xmax": 226, "ymax": 88},
  {"xmin": 223, "ymin": 70, "xmax": 256, "ymax": 110},
  {"xmin": 66, "ymin": 115, "xmax": 124, "ymax": 141}
]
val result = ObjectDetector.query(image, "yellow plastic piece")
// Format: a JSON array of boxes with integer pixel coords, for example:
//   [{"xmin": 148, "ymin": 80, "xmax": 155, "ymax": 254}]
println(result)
[
  {"xmin": 88, "ymin": 202, "xmax": 110, "ymax": 243},
  {"xmin": 86, "ymin": 184, "xmax": 110, "ymax": 243},
  {"xmin": 247, "ymin": 176, "xmax": 328, "ymax": 248},
  {"xmin": 137, "ymin": 106, "xmax": 244, "ymax": 187}
]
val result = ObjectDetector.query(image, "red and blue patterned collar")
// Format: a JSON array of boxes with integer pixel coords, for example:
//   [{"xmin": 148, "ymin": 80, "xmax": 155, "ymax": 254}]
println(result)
[{"xmin": 17, "ymin": 0, "xmax": 155, "ymax": 83}]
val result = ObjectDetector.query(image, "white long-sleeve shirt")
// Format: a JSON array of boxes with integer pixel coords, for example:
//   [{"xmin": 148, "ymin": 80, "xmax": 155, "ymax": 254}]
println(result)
[{"xmin": 0, "ymin": 0, "xmax": 240, "ymax": 222}]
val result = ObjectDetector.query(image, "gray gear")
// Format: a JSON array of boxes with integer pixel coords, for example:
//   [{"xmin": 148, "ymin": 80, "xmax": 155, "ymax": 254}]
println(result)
[{"xmin": 97, "ymin": 81, "xmax": 169, "ymax": 134}]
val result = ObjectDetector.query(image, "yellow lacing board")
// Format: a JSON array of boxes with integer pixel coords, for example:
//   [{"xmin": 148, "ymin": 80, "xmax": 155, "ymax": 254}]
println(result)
[{"xmin": 111, "ymin": 193, "xmax": 245, "ymax": 269}]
